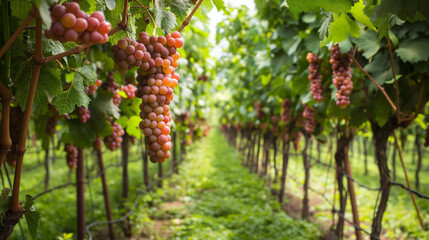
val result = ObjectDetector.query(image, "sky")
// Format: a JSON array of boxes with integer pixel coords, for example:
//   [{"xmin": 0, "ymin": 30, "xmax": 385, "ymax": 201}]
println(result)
[{"xmin": 207, "ymin": 0, "xmax": 256, "ymax": 43}]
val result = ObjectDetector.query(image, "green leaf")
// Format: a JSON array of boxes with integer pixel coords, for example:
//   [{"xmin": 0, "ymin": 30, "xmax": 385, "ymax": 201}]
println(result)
[
  {"xmin": 0, "ymin": 189, "xmax": 12, "ymax": 223},
  {"xmin": 260, "ymin": 74, "xmax": 272, "ymax": 86},
  {"xmin": 321, "ymin": 13, "xmax": 360, "ymax": 45},
  {"xmin": 319, "ymin": 12, "xmax": 332, "ymax": 39},
  {"xmin": 154, "ymin": 1, "xmax": 177, "ymax": 34},
  {"xmin": 15, "ymin": 61, "xmax": 62, "ymax": 109},
  {"xmin": 212, "ymin": 0, "xmax": 226, "ymax": 12},
  {"xmin": 169, "ymin": 0, "xmax": 192, "ymax": 18},
  {"xmin": 52, "ymin": 67, "xmax": 94, "ymax": 114},
  {"xmin": 395, "ymin": 38, "xmax": 429, "ymax": 63},
  {"xmin": 105, "ymin": 0, "xmax": 116, "ymax": 10},
  {"xmin": 353, "ymin": 30, "xmax": 380, "ymax": 59},
  {"xmin": 66, "ymin": 120, "xmax": 95, "ymax": 147},
  {"xmin": 126, "ymin": 116, "xmax": 142, "ymax": 138},
  {"xmin": 23, "ymin": 195, "xmax": 40, "ymax": 240},
  {"xmin": 35, "ymin": 0, "xmax": 53, "ymax": 27},
  {"xmin": 349, "ymin": 0, "xmax": 377, "ymax": 31},
  {"xmin": 91, "ymin": 90, "xmax": 120, "ymax": 119},
  {"xmin": 287, "ymin": 0, "xmax": 353, "ymax": 16},
  {"xmin": 10, "ymin": 1, "xmax": 33, "ymax": 23}
]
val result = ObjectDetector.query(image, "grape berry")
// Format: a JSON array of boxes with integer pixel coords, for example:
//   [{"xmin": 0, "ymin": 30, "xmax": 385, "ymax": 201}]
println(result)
[
  {"xmin": 104, "ymin": 122, "xmax": 125, "ymax": 151},
  {"xmin": 302, "ymin": 105, "xmax": 315, "ymax": 133}
]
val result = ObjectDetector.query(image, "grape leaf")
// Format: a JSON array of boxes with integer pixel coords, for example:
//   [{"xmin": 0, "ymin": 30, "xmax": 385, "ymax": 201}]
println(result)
[
  {"xmin": 321, "ymin": 13, "xmax": 360, "ymax": 45},
  {"xmin": 105, "ymin": 0, "xmax": 116, "ymax": 10},
  {"xmin": 349, "ymin": 0, "xmax": 377, "ymax": 31},
  {"xmin": 52, "ymin": 67, "xmax": 94, "ymax": 114},
  {"xmin": 91, "ymin": 90, "xmax": 120, "ymax": 119},
  {"xmin": 287, "ymin": 0, "xmax": 353, "ymax": 16},
  {"xmin": 35, "ymin": 0, "xmax": 55, "ymax": 27},
  {"xmin": 353, "ymin": 30, "xmax": 380, "ymax": 59},
  {"xmin": 395, "ymin": 38, "xmax": 429, "ymax": 63},
  {"xmin": 319, "ymin": 11, "xmax": 332, "ymax": 39},
  {"xmin": 10, "ymin": 0, "xmax": 33, "ymax": 23},
  {"xmin": 65, "ymin": 120, "xmax": 96, "ymax": 147},
  {"xmin": 23, "ymin": 195, "xmax": 40, "ymax": 240},
  {"xmin": 212, "ymin": 0, "xmax": 226, "ymax": 12},
  {"xmin": 154, "ymin": 1, "xmax": 177, "ymax": 34},
  {"xmin": 169, "ymin": 0, "xmax": 192, "ymax": 18},
  {"xmin": 15, "ymin": 61, "xmax": 62, "ymax": 109}
]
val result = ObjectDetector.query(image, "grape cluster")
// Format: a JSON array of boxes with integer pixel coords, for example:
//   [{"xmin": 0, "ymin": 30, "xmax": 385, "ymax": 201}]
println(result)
[
  {"xmin": 306, "ymin": 53, "xmax": 323, "ymax": 102},
  {"xmin": 135, "ymin": 31, "xmax": 183, "ymax": 163},
  {"xmin": 254, "ymin": 101, "xmax": 265, "ymax": 119},
  {"xmin": 303, "ymin": 105, "xmax": 315, "ymax": 133},
  {"xmin": 103, "ymin": 71, "xmax": 119, "ymax": 92},
  {"xmin": 330, "ymin": 44, "xmax": 353, "ymax": 108},
  {"xmin": 112, "ymin": 91, "xmax": 122, "ymax": 106},
  {"xmin": 45, "ymin": 2, "xmax": 111, "ymax": 44},
  {"xmin": 111, "ymin": 38, "xmax": 147, "ymax": 74},
  {"xmin": 65, "ymin": 143, "xmax": 78, "ymax": 169},
  {"xmin": 198, "ymin": 74, "xmax": 208, "ymax": 82},
  {"xmin": 104, "ymin": 122, "xmax": 124, "ymax": 151},
  {"xmin": 291, "ymin": 131, "xmax": 301, "ymax": 152},
  {"xmin": 85, "ymin": 79, "xmax": 102, "ymax": 95},
  {"xmin": 281, "ymin": 99, "xmax": 291, "ymax": 125},
  {"xmin": 45, "ymin": 117, "xmax": 57, "ymax": 136},
  {"xmin": 93, "ymin": 137, "xmax": 103, "ymax": 150},
  {"xmin": 271, "ymin": 116, "xmax": 280, "ymax": 135},
  {"xmin": 121, "ymin": 84, "xmax": 137, "ymax": 100},
  {"xmin": 76, "ymin": 106, "xmax": 90, "ymax": 123}
]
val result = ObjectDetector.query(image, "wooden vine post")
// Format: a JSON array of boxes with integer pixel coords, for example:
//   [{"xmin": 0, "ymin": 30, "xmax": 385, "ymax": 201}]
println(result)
[
  {"xmin": 301, "ymin": 131, "xmax": 310, "ymax": 220},
  {"xmin": 96, "ymin": 148, "xmax": 116, "ymax": 240},
  {"xmin": 76, "ymin": 148, "xmax": 86, "ymax": 240}
]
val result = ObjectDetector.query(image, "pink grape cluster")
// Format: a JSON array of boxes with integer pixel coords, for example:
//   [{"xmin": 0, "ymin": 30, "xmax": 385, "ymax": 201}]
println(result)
[
  {"xmin": 76, "ymin": 106, "xmax": 90, "ymax": 124},
  {"xmin": 45, "ymin": 2, "xmax": 111, "ymax": 44},
  {"xmin": 45, "ymin": 116, "xmax": 57, "ymax": 136},
  {"xmin": 111, "ymin": 38, "xmax": 147, "ymax": 74},
  {"xmin": 303, "ymin": 105, "xmax": 315, "ymax": 133},
  {"xmin": 85, "ymin": 79, "xmax": 102, "ymax": 95},
  {"xmin": 93, "ymin": 137, "xmax": 103, "ymax": 150},
  {"xmin": 281, "ymin": 99, "xmax": 291, "ymax": 125},
  {"xmin": 330, "ymin": 44, "xmax": 353, "ymax": 108},
  {"xmin": 104, "ymin": 122, "xmax": 124, "ymax": 151},
  {"xmin": 121, "ymin": 84, "xmax": 137, "ymax": 100},
  {"xmin": 102, "ymin": 71, "xmax": 122, "ymax": 106},
  {"xmin": 65, "ymin": 143, "xmax": 78, "ymax": 169},
  {"xmin": 134, "ymin": 31, "xmax": 183, "ymax": 163},
  {"xmin": 306, "ymin": 53, "xmax": 323, "ymax": 102}
]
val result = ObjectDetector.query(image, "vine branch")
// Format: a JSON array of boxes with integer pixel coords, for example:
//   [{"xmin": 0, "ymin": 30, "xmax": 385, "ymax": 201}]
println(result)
[
  {"xmin": 178, "ymin": 0, "xmax": 204, "ymax": 32},
  {"xmin": 0, "ymin": 7, "xmax": 36, "ymax": 60},
  {"xmin": 10, "ymin": 6, "xmax": 44, "ymax": 213},
  {"xmin": 387, "ymin": 39, "xmax": 400, "ymax": 121},
  {"xmin": 349, "ymin": 53, "xmax": 397, "ymax": 112},
  {"xmin": 392, "ymin": 131, "xmax": 424, "ymax": 228}
]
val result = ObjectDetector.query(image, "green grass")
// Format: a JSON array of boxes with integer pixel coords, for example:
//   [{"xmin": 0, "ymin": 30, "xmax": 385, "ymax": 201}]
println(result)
[{"xmin": 144, "ymin": 129, "xmax": 320, "ymax": 240}]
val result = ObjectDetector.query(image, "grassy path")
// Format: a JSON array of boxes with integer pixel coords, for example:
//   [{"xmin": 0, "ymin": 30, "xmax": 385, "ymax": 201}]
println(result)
[{"xmin": 141, "ymin": 129, "xmax": 320, "ymax": 240}]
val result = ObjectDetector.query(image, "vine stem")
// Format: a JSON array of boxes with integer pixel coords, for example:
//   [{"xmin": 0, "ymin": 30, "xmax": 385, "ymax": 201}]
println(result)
[
  {"xmin": 392, "ymin": 131, "xmax": 424, "ymax": 228},
  {"xmin": 178, "ymin": 0, "xmax": 204, "ymax": 32},
  {"xmin": 387, "ymin": 38, "xmax": 400, "ymax": 121},
  {"xmin": 10, "ymin": 7, "xmax": 44, "ymax": 213},
  {"xmin": 0, "ymin": 7, "xmax": 35, "ymax": 60},
  {"xmin": 349, "ymin": 53, "xmax": 397, "ymax": 112}
]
